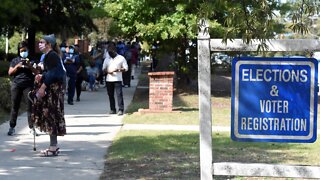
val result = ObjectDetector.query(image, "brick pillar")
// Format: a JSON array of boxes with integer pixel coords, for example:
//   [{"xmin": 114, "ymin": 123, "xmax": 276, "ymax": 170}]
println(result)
[
  {"xmin": 148, "ymin": 71, "xmax": 174, "ymax": 112},
  {"xmin": 76, "ymin": 40, "xmax": 89, "ymax": 53}
]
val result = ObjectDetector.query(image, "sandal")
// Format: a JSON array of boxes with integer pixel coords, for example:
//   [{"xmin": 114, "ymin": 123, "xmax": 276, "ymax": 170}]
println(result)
[{"xmin": 40, "ymin": 147, "xmax": 60, "ymax": 157}]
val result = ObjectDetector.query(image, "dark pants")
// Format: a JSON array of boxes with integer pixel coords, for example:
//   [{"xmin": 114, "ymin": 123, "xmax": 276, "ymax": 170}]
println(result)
[
  {"xmin": 106, "ymin": 81, "xmax": 124, "ymax": 111},
  {"xmin": 9, "ymin": 83, "xmax": 33, "ymax": 129},
  {"xmin": 97, "ymin": 72, "xmax": 104, "ymax": 84},
  {"xmin": 67, "ymin": 75, "xmax": 76, "ymax": 102},
  {"xmin": 75, "ymin": 75, "xmax": 83, "ymax": 99},
  {"xmin": 122, "ymin": 62, "xmax": 132, "ymax": 86}
]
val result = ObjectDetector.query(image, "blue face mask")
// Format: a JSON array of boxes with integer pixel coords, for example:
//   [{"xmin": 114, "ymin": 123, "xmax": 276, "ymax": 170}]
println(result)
[
  {"xmin": 20, "ymin": 51, "xmax": 28, "ymax": 58},
  {"xmin": 61, "ymin": 47, "xmax": 66, "ymax": 52},
  {"xmin": 69, "ymin": 48, "xmax": 74, "ymax": 54}
]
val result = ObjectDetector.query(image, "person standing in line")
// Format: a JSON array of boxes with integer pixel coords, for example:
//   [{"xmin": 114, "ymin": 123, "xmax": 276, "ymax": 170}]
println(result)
[
  {"xmin": 86, "ymin": 60, "xmax": 99, "ymax": 91},
  {"xmin": 122, "ymin": 42, "xmax": 132, "ymax": 87},
  {"xmin": 32, "ymin": 34, "xmax": 66, "ymax": 156},
  {"xmin": 91, "ymin": 42, "xmax": 104, "ymax": 85},
  {"xmin": 64, "ymin": 45, "xmax": 79, "ymax": 105},
  {"xmin": 134, "ymin": 37, "xmax": 142, "ymax": 67},
  {"xmin": 7, "ymin": 41, "xmax": 39, "ymax": 136},
  {"xmin": 60, "ymin": 42, "xmax": 67, "ymax": 55},
  {"xmin": 102, "ymin": 42, "xmax": 128, "ymax": 116},
  {"xmin": 74, "ymin": 45, "xmax": 87, "ymax": 101},
  {"xmin": 58, "ymin": 43, "xmax": 67, "ymax": 90},
  {"xmin": 130, "ymin": 42, "xmax": 139, "ymax": 80},
  {"xmin": 102, "ymin": 41, "xmax": 110, "ymax": 87}
]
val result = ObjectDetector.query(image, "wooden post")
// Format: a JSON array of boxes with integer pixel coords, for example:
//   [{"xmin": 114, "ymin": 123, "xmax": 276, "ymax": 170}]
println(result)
[{"xmin": 198, "ymin": 19, "xmax": 212, "ymax": 180}]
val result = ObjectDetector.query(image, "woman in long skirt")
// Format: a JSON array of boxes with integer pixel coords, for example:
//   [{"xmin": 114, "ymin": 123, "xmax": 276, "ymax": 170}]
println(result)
[{"xmin": 31, "ymin": 34, "xmax": 66, "ymax": 156}]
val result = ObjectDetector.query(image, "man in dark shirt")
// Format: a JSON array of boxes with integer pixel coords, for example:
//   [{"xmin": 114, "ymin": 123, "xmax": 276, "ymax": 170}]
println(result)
[{"xmin": 64, "ymin": 45, "xmax": 79, "ymax": 105}]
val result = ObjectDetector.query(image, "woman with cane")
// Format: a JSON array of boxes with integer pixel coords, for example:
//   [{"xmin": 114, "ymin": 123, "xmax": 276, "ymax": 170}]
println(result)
[{"xmin": 31, "ymin": 34, "xmax": 66, "ymax": 156}]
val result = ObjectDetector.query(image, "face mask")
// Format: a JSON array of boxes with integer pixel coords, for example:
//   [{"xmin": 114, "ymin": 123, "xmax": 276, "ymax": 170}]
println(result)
[
  {"xmin": 61, "ymin": 47, "xmax": 66, "ymax": 52},
  {"xmin": 69, "ymin": 48, "xmax": 74, "ymax": 54},
  {"xmin": 108, "ymin": 51, "xmax": 117, "ymax": 58},
  {"xmin": 20, "ymin": 51, "xmax": 28, "ymax": 58},
  {"xmin": 39, "ymin": 43, "xmax": 46, "ymax": 51}
]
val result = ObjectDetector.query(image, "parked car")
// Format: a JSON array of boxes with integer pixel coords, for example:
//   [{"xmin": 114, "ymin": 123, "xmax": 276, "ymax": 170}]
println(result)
[{"xmin": 211, "ymin": 53, "xmax": 231, "ymax": 68}]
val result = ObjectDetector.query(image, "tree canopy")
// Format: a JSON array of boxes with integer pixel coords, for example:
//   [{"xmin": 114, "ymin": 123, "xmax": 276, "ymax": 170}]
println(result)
[
  {"xmin": 32, "ymin": 0, "xmax": 98, "ymax": 36},
  {"xmin": 102, "ymin": 0, "xmax": 320, "ymax": 83},
  {"xmin": 104, "ymin": 0, "xmax": 320, "ymax": 43},
  {"xmin": 0, "ymin": 0, "xmax": 104, "ymax": 58},
  {"xmin": 1, "ymin": 0, "xmax": 319, "ymax": 65},
  {"xmin": 104, "ymin": 0, "xmax": 199, "ymax": 42},
  {"xmin": 0, "ymin": 0, "xmax": 36, "ymax": 36},
  {"xmin": 0, "ymin": 0, "xmax": 102, "ymax": 37}
]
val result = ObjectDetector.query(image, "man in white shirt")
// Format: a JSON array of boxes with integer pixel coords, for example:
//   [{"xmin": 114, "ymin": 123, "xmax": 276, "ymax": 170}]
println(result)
[{"xmin": 102, "ymin": 42, "xmax": 128, "ymax": 115}]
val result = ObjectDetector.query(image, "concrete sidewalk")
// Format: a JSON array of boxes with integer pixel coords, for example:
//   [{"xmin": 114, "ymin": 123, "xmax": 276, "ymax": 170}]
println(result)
[{"xmin": 0, "ymin": 70, "xmax": 139, "ymax": 180}]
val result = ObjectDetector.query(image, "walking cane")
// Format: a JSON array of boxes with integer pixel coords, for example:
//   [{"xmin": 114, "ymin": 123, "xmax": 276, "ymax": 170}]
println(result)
[
  {"xmin": 28, "ymin": 91, "xmax": 37, "ymax": 151},
  {"xmin": 33, "ymin": 126, "xmax": 36, "ymax": 151}
]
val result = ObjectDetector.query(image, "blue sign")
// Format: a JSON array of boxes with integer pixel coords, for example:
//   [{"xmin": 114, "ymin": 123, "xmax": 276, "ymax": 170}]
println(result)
[{"xmin": 231, "ymin": 57, "xmax": 318, "ymax": 143}]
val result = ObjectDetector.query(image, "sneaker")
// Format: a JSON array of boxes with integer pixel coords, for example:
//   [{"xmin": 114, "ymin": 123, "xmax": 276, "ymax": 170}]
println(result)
[
  {"xmin": 7, "ymin": 128, "xmax": 15, "ymax": 136},
  {"xmin": 109, "ymin": 110, "xmax": 116, "ymax": 114},
  {"xmin": 30, "ymin": 128, "xmax": 40, "ymax": 136},
  {"xmin": 76, "ymin": 97, "xmax": 80, "ymax": 102},
  {"xmin": 117, "ymin": 110, "xmax": 123, "ymax": 116}
]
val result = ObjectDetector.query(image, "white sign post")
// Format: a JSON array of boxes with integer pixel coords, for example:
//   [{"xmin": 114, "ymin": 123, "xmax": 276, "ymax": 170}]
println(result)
[{"xmin": 197, "ymin": 29, "xmax": 320, "ymax": 178}]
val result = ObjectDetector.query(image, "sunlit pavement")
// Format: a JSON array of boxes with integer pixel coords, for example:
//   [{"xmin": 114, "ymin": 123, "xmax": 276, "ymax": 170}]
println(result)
[{"xmin": 0, "ymin": 68, "xmax": 139, "ymax": 180}]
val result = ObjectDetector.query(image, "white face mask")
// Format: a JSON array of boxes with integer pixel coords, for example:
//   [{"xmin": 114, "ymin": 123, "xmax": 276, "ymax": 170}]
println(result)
[
  {"xmin": 20, "ymin": 51, "xmax": 28, "ymax": 58},
  {"xmin": 39, "ymin": 43, "xmax": 46, "ymax": 51}
]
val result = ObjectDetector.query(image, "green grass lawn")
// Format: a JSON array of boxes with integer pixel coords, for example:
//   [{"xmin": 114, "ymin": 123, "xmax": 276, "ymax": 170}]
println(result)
[
  {"xmin": 102, "ymin": 130, "xmax": 200, "ymax": 179},
  {"xmin": 102, "ymin": 62, "xmax": 320, "ymax": 179},
  {"xmin": 102, "ymin": 130, "xmax": 320, "ymax": 179},
  {"xmin": 107, "ymin": 131, "xmax": 320, "ymax": 166},
  {"xmin": 124, "ymin": 93, "xmax": 231, "ymax": 126},
  {"xmin": 125, "ymin": 88, "xmax": 320, "ymax": 128}
]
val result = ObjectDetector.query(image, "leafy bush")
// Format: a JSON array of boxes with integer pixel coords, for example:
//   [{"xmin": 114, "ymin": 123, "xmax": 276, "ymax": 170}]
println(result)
[
  {"xmin": 0, "ymin": 50, "xmax": 16, "ymax": 61},
  {"xmin": 6, "ymin": 53, "xmax": 16, "ymax": 62},
  {"xmin": 0, "ymin": 77, "xmax": 11, "ymax": 112},
  {"xmin": 0, "ymin": 51, "xmax": 6, "ymax": 61},
  {"xmin": 0, "ymin": 61, "xmax": 10, "ymax": 77}
]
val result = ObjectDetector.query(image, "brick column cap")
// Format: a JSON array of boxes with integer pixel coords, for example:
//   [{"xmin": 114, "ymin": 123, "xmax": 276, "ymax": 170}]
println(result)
[{"xmin": 148, "ymin": 71, "xmax": 175, "ymax": 76}]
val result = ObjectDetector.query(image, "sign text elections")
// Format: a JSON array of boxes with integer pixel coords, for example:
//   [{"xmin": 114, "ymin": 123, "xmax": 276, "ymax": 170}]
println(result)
[{"xmin": 238, "ymin": 65, "xmax": 311, "ymax": 136}]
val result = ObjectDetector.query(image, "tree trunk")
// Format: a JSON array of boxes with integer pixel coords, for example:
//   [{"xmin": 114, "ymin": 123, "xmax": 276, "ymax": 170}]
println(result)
[{"xmin": 27, "ymin": 27, "xmax": 36, "ymax": 60}]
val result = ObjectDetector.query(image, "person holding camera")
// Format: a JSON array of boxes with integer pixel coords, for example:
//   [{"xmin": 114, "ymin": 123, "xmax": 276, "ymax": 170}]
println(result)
[{"xmin": 7, "ymin": 41, "xmax": 39, "ymax": 136}]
